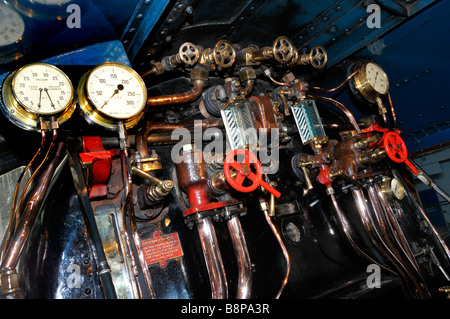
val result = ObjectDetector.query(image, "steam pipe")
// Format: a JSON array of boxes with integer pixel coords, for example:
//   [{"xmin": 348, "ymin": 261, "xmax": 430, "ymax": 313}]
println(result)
[
  {"xmin": 226, "ymin": 215, "xmax": 252, "ymax": 299},
  {"xmin": 367, "ymin": 183, "xmax": 429, "ymax": 298},
  {"xmin": 259, "ymin": 198, "xmax": 290, "ymax": 299},
  {"xmin": 0, "ymin": 141, "xmax": 64, "ymax": 298},
  {"xmin": 329, "ymin": 191, "xmax": 389, "ymax": 271},
  {"xmin": 197, "ymin": 217, "xmax": 228, "ymax": 299},
  {"xmin": 119, "ymin": 123, "xmax": 157, "ymax": 299},
  {"xmin": 351, "ymin": 187, "xmax": 400, "ymax": 277},
  {"xmin": 306, "ymin": 93, "xmax": 362, "ymax": 133},
  {"xmin": 135, "ymin": 119, "xmax": 223, "ymax": 159},
  {"xmin": 147, "ymin": 80, "xmax": 205, "ymax": 107},
  {"xmin": 1, "ymin": 129, "xmax": 47, "ymax": 263}
]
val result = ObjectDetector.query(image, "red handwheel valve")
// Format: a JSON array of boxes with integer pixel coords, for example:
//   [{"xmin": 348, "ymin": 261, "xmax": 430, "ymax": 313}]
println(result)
[
  {"xmin": 382, "ymin": 131, "xmax": 418, "ymax": 175},
  {"xmin": 224, "ymin": 149, "xmax": 281, "ymax": 198}
]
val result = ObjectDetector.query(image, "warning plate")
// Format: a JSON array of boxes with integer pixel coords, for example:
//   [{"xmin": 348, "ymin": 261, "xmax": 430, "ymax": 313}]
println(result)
[{"xmin": 142, "ymin": 231, "xmax": 183, "ymax": 268}]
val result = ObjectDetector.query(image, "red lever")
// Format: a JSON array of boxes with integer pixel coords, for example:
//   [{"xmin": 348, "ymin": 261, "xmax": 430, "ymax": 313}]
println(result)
[{"xmin": 224, "ymin": 149, "xmax": 281, "ymax": 198}]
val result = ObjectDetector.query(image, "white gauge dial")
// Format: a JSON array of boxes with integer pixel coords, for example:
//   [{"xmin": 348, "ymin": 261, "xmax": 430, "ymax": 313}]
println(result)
[
  {"xmin": 0, "ymin": 2, "xmax": 25, "ymax": 47},
  {"xmin": 11, "ymin": 63, "xmax": 74, "ymax": 115},
  {"xmin": 85, "ymin": 63, "xmax": 147, "ymax": 120},
  {"xmin": 391, "ymin": 178, "xmax": 405, "ymax": 200},
  {"xmin": 365, "ymin": 62, "xmax": 389, "ymax": 95}
]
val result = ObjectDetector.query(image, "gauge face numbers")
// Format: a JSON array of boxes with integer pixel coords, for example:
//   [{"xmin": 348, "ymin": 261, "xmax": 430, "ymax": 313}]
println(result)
[
  {"xmin": 364, "ymin": 62, "xmax": 389, "ymax": 95},
  {"xmin": 86, "ymin": 63, "xmax": 146, "ymax": 120},
  {"xmin": 11, "ymin": 63, "xmax": 73, "ymax": 115},
  {"xmin": 0, "ymin": 2, "xmax": 25, "ymax": 47}
]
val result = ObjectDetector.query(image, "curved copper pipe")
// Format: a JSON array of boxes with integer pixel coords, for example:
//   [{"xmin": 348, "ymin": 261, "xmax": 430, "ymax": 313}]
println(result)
[
  {"xmin": 367, "ymin": 184, "xmax": 430, "ymax": 298},
  {"xmin": 1, "ymin": 141, "xmax": 64, "ymax": 271},
  {"xmin": 1, "ymin": 130, "xmax": 46, "ymax": 263},
  {"xmin": 311, "ymin": 67, "xmax": 361, "ymax": 93},
  {"xmin": 306, "ymin": 93, "xmax": 362, "ymax": 133},
  {"xmin": 14, "ymin": 130, "xmax": 58, "ymax": 229},
  {"xmin": 227, "ymin": 215, "xmax": 252, "ymax": 299},
  {"xmin": 136, "ymin": 119, "xmax": 223, "ymax": 158},
  {"xmin": 147, "ymin": 81, "xmax": 205, "ymax": 107}
]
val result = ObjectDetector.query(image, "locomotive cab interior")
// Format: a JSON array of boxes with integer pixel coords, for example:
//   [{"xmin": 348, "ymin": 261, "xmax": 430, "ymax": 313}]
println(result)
[{"xmin": 0, "ymin": 0, "xmax": 449, "ymax": 305}]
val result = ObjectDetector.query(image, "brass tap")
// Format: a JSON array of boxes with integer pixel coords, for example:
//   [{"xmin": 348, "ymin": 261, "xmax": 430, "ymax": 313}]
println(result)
[
  {"xmin": 297, "ymin": 160, "xmax": 314, "ymax": 194},
  {"xmin": 131, "ymin": 166, "xmax": 173, "ymax": 202}
]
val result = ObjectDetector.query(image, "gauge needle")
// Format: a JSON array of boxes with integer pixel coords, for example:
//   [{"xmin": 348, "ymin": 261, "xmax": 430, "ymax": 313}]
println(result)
[
  {"xmin": 44, "ymin": 88, "xmax": 55, "ymax": 109},
  {"xmin": 38, "ymin": 88, "xmax": 43, "ymax": 108},
  {"xmin": 101, "ymin": 84, "xmax": 124, "ymax": 109}
]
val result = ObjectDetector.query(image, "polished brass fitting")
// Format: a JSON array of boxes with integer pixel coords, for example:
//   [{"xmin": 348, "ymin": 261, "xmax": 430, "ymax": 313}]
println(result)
[
  {"xmin": 190, "ymin": 67, "xmax": 209, "ymax": 84},
  {"xmin": 358, "ymin": 148, "xmax": 386, "ymax": 165},
  {"xmin": 131, "ymin": 166, "xmax": 173, "ymax": 201},
  {"xmin": 247, "ymin": 46, "xmax": 274, "ymax": 64}
]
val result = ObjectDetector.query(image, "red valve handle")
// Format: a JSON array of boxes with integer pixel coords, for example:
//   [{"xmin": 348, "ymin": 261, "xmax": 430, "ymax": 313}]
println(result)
[
  {"xmin": 382, "ymin": 131, "xmax": 418, "ymax": 175},
  {"xmin": 224, "ymin": 149, "xmax": 281, "ymax": 198},
  {"xmin": 383, "ymin": 131, "xmax": 407, "ymax": 163}
]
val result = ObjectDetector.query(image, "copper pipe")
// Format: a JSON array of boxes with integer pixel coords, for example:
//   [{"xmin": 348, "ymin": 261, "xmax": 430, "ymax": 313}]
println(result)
[
  {"xmin": 1, "ymin": 141, "xmax": 64, "ymax": 273},
  {"xmin": 367, "ymin": 184, "xmax": 430, "ymax": 298},
  {"xmin": 259, "ymin": 198, "xmax": 290, "ymax": 299},
  {"xmin": 14, "ymin": 129, "xmax": 58, "ymax": 229},
  {"xmin": 311, "ymin": 67, "xmax": 361, "ymax": 93},
  {"xmin": 136, "ymin": 119, "xmax": 223, "ymax": 158},
  {"xmin": 147, "ymin": 81, "xmax": 205, "ymax": 107},
  {"xmin": 351, "ymin": 187, "xmax": 409, "ymax": 280},
  {"xmin": 387, "ymin": 92, "xmax": 397, "ymax": 128},
  {"xmin": 197, "ymin": 217, "xmax": 228, "ymax": 299},
  {"xmin": 329, "ymin": 192, "xmax": 392, "ymax": 275},
  {"xmin": 1, "ymin": 130, "xmax": 46, "ymax": 263},
  {"xmin": 226, "ymin": 215, "xmax": 252, "ymax": 299},
  {"xmin": 119, "ymin": 126, "xmax": 156, "ymax": 299},
  {"xmin": 306, "ymin": 93, "xmax": 362, "ymax": 133}
]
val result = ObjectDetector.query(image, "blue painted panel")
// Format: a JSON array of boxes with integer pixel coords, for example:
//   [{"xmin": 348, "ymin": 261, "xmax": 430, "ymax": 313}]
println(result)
[{"xmin": 346, "ymin": 0, "xmax": 450, "ymax": 151}]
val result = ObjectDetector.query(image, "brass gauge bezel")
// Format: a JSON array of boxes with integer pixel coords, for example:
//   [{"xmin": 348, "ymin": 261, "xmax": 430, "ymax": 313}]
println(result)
[
  {"xmin": 77, "ymin": 62, "xmax": 147, "ymax": 131},
  {"xmin": 353, "ymin": 61, "xmax": 389, "ymax": 103},
  {"xmin": 0, "ymin": 63, "xmax": 76, "ymax": 131},
  {"xmin": 381, "ymin": 177, "xmax": 405, "ymax": 201}
]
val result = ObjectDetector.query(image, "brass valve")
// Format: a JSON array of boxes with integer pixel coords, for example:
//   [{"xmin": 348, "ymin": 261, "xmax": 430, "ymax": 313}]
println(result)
[
  {"xmin": 200, "ymin": 40, "xmax": 236, "ymax": 69},
  {"xmin": 162, "ymin": 42, "xmax": 200, "ymax": 71},
  {"xmin": 290, "ymin": 45, "xmax": 328, "ymax": 69},
  {"xmin": 131, "ymin": 166, "xmax": 173, "ymax": 202}
]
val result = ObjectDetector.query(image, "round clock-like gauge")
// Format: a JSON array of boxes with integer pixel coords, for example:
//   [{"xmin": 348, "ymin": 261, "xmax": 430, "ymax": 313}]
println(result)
[
  {"xmin": 351, "ymin": 61, "xmax": 389, "ymax": 103},
  {"xmin": 12, "ymin": 63, "xmax": 74, "ymax": 115},
  {"xmin": 381, "ymin": 177, "xmax": 405, "ymax": 201},
  {"xmin": 9, "ymin": 0, "xmax": 74, "ymax": 20},
  {"xmin": 1, "ymin": 63, "xmax": 75, "ymax": 131},
  {"xmin": 0, "ymin": 2, "xmax": 29, "ymax": 64},
  {"xmin": 78, "ymin": 62, "xmax": 147, "ymax": 130}
]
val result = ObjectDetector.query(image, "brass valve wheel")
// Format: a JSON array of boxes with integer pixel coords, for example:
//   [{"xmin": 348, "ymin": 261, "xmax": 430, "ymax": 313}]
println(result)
[
  {"xmin": 272, "ymin": 36, "xmax": 296, "ymax": 64},
  {"xmin": 178, "ymin": 42, "xmax": 200, "ymax": 65},
  {"xmin": 309, "ymin": 45, "xmax": 327, "ymax": 69},
  {"xmin": 213, "ymin": 40, "xmax": 236, "ymax": 68}
]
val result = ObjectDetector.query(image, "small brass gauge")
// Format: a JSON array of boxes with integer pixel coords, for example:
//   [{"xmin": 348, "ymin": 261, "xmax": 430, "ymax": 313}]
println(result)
[
  {"xmin": 352, "ymin": 61, "xmax": 389, "ymax": 103},
  {"xmin": 77, "ymin": 62, "xmax": 147, "ymax": 130},
  {"xmin": 381, "ymin": 177, "xmax": 405, "ymax": 201},
  {"xmin": 0, "ymin": 2, "xmax": 30, "ymax": 64},
  {"xmin": 10, "ymin": 0, "xmax": 74, "ymax": 20},
  {"xmin": 1, "ymin": 63, "xmax": 75, "ymax": 131}
]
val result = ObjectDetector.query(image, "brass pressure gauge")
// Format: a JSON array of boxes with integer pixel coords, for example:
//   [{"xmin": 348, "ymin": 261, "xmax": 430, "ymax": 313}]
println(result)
[
  {"xmin": 1, "ymin": 63, "xmax": 75, "ymax": 131},
  {"xmin": 352, "ymin": 61, "xmax": 389, "ymax": 103},
  {"xmin": 78, "ymin": 62, "xmax": 147, "ymax": 130},
  {"xmin": 381, "ymin": 177, "xmax": 405, "ymax": 201}
]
